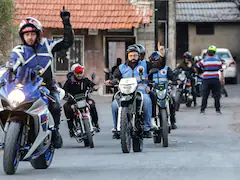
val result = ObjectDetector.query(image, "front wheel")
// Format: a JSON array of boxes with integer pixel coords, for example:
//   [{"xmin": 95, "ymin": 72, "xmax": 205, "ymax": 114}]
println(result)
[
  {"xmin": 120, "ymin": 107, "xmax": 132, "ymax": 153},
  {"xmin": 3, "ymin": 121, "xmax": 22, "ymax": 175},
  {"xmin": 83, "ymin": 118, "xmax": 94, "ymax": 148},
  {"xmin": 160, "ymin": 109, "xmax": 168, "ymax": 147},
  {"xmin": 30, "ymin": 145, "xmax": 55, "ymax": 169}
]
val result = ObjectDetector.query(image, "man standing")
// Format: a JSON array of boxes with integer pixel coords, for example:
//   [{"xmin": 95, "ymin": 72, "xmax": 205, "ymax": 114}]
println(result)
[{"xmin": 196, "ymin": 45, "xmax": 224, "ymax": 115}]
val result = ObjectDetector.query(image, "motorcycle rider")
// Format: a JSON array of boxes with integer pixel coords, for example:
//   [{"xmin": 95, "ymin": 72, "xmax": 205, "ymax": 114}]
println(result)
[
  {"xmin": 63, "ymin": 64, "xmax": 100, "ymax": 137},
  {"xmin": 7, "ymin": 10, "xmax": 74, "ymax": 148},
  {"xmin": 176, "ymin": 51, "xmax": 197, "ymax": 106},
  {"xmin": 105, "ymin": 45, "xmax": 157, "ymax": 139},
  {"xmin": 149, "ymin": 51, "xmax": 177, "ymax": 129}
]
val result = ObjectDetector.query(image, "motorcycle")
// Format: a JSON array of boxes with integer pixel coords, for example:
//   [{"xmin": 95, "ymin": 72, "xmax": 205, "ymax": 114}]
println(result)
[
  {"xmin": 0, "ymin": 65, "xmax": 65, "ymax": 175},
  {"xmin": 174, "ymin": 69, "xmax": 193, "ymax": 111},
  {"xmin": 60, "ymin": 82, "xmax": 97, "ymax": 149},
  {"xmin": 104, "ymin": 68, "xmax": 157, "ymax": 153},
  {"xmin": 151, "ymin": 71, "xmax": 172, "ymax": 147},
  {"xmin": 194, "ymin": 74, "xmax": 203, "ymax": 97}
]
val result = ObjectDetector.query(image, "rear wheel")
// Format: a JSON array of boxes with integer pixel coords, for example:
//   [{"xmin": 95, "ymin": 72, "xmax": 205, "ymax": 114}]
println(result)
[
  {"xmin": 132, "ymin": 137, "xmax": 143, "ymax": 152},
  {"xmin": 3, "ymin": 121, "xmax": 22, "ymax": 175},
  {"xmin": 175, "ymin": 91, "xmax": 181, "ymax": 111},
  {"xmin": 30, "ymin": 145, "xmax": 54, "ymax": 169}
]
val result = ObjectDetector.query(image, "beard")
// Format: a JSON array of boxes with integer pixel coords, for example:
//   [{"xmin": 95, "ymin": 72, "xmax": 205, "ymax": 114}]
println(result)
[{"xmin": 128, "ymin": 59, "xmax": 138, "ymax": 68}]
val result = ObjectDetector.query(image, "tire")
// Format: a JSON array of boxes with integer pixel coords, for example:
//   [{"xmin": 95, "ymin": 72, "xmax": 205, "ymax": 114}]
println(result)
[
  {"xmin": 132, "ymin": 137, "xmax": 143, "ymax": 152},
  {"xmin": 3, "ymin": 121, "xmax": 22, "ymax": 175},
  {"xmin": 153, "ymin": 130, "xmax": 161, "ymax": 144},
  {"xmin": 232, "ymin": 76, "xmax": 238, "ymax": 84},
  {"xmin": 160, "ymin": 109, "xmax": 168, "ymax": 147},
  {"xmin": 83, "ymin": 118, "xmax": 94, "ymax": 148},
  {"xmin": 186, "ymin": 100, "xmax": 192, "ymax": 107},
  {"xmin": 175, "ymin": 91, "xmax": 181, "ymax": 111},
  {"xmin": 120, "ymin": 107, "xmax": 132, "ymax": 153},
  {"xmin": 30, "ymin": 145, "xmax": 54, "ymax": 169}
]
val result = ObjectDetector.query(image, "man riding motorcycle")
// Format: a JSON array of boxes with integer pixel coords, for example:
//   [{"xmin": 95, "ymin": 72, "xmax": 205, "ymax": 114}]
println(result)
[
  {"xmin": 149, "ymin": 51, "xmax": 177, "ymax": 129},
  {"xmin": 7, "ymin": 10, "xmax": 74, "ymax": 148},
  {"xmin": 176, "ymin": 52, "xmax": 197, "ymax": 106},
  {"xmin": 105, "ymin": 45, "xmax": 157, "ymax": 139},
  {"xmin": 63, "ymin": 64, "xmax": 100, "ymax": 137}
]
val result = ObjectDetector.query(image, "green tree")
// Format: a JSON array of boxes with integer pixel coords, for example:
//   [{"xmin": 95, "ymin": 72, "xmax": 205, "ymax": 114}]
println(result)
[{"xmin": 0, "ymin": 0, "xmax": 15, "ymax": 64}]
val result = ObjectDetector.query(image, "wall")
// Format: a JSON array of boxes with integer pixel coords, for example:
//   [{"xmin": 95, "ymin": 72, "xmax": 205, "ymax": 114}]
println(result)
[{"xmin": 188, "ymin": 23, "xmax": 240, "ymax": 57}]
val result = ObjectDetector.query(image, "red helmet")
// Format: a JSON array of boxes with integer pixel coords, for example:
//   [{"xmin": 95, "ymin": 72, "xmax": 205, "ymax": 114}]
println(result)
[{"xmin": 19, "ymin": 17, "xmax": 43, "ymax": 44}]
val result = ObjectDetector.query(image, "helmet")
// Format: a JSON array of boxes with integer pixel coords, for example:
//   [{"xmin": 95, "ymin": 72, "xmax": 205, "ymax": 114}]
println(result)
[
  {"xmin": 71, "ymin": 63, "xmax": 81, "ymax": 71},
  {"xmin": 136, "ymin": 44, "xmax": 146, "ymax": 60},
  {"xmin": 207, "ymin": 45, "xmax": 217, "ymax": 53},
  {"xmin": 126, "ymin": 44, "xmax": 140, "ymax": 55},
  {"xmin": 19, "ymin": 17, "xmax": 43, "ymax": 44},
  {"xmin": 71, "ymin": 64, "xmax": 84, "ymax": 74},
  {"xmin": 183, "ymin": 51, "xmax": 192, "ymax": 59},
  {"xmin": 74, "ymin": 65, "xmax": 84, "ymax": 74},
  {"xmin": 149, "ymin": 51, "xmax": 161, "ymax": 62},
  {"xmin": 194, "ymin": 56, "xmax": 202, "ymax": 62}
]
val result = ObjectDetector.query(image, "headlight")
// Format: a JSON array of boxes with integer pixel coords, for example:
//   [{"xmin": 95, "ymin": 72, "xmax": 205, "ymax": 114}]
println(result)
[
  {"xmin": 178, "ymin": 73, "xmax": 186, "ymax": 81},
  {"xmin": 8, "ymin": 89, "xmax": 25, "ymax": 108},
  {"xmin": 119, "ymin": 83, "xmax": 136, "ymax": 94},
  {"xmin": 156, "ymin": 89, "xmax": 167, "ymax": 100},
  {"xmin": 222, "ymin": 65, "xmax": 227, "ymax": 69}
]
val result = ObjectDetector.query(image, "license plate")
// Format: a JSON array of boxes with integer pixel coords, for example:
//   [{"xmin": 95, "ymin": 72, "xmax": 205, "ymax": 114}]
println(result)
[{"xmin": 77, "ymin": 100, "xmax": 86, "ymax": 108}]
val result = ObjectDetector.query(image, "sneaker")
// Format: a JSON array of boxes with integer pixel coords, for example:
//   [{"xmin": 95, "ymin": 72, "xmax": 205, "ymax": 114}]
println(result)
[
  {"xmin": 69, "ymin": 130, "xmax": 74, "ymax": 138},
  {"xmin": 94, "ymin": 124, "xmax": 100, "ymax": 133},
  {"xmin": 52, "ymin": 130, "xmax": 63, "ymax": 149},
  {"xmin": 200, "ymin": 110, "xmax": 205, "ymax": 115},
  {"xmin": 143, "ymin": 131, "xmax": 152, "ymax": 138},
  {"xmin": 171, "ymin": 123, "xmax": 178, "ymax": 130},
  {"xmin": 112, "ymin": 132, "xmax": 120, "ymax": 139},
  {"xmin": 111, "ymin": 128, "xmax": 117, "ymax": 133},
  {"xmin": 216, "ymin": 111, "xmax": 222, "ymax": 115},
  {"xmin": 150, "ymin": 118, "xmax": 158, "ymax": 130}
]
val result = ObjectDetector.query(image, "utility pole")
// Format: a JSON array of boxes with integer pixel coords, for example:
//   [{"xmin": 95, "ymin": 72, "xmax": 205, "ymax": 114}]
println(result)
[{"xmin": 167, "ymin": 0, "xmax": 176, "ymax": 68}]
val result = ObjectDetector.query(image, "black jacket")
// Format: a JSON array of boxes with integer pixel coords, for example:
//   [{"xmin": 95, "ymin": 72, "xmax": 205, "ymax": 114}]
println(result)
[{"xmin": 63, "ymin": 73, "xmax": 95, "ymax": 97}]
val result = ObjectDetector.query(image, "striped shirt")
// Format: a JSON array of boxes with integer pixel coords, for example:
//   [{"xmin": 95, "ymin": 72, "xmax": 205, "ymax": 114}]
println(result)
[{"xmin": 196, "ymin": 57, "xmax": 222, "ymax": 79}]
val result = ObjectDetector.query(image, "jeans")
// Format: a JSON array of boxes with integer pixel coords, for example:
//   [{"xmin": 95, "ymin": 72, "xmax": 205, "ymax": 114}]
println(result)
[{"xmin": 111, "ymin": 93, "xmax": 152, "ymax": 131}]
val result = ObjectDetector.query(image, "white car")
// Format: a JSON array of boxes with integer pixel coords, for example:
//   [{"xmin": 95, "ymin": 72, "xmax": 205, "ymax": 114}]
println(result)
[{"xmin": 201, "ymin": 48, "xmax": 237, "ymax": 84}]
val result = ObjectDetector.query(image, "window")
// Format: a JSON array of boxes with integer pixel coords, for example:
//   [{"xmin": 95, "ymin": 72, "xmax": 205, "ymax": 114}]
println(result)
[
  {"xmin": 215, "ymin": 52, "xmax": 231, "ymax": 59},
  {"xmin": 196, "ymin": 23, "xmax": 214, "ymax": 35},
  {"xmin": 52, "ymin": 36, "xmax": 84, "ymax": 72}
]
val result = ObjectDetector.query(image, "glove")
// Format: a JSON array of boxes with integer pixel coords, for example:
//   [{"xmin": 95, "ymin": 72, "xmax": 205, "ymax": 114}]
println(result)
[{"xmin": 60, "ymin": 8, "xmax": 70, "ymax": 24}]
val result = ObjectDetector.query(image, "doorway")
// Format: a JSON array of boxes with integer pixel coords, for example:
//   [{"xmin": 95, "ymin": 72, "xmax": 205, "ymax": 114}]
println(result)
[{"xmin": 105, "ymin": 37, "xmax": 135, "ymax": 94}]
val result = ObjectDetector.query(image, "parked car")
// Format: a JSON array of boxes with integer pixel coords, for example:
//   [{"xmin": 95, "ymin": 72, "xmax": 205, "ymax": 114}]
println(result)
[{"xmin": 201, "ymin": 48, "xmax": 237, "ymax": 84}]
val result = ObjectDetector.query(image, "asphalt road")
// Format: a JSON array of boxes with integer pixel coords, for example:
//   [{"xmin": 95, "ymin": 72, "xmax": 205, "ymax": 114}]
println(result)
[{"xmin": 0, "ymin": 85, "xmax": 240, "ymax": 180}]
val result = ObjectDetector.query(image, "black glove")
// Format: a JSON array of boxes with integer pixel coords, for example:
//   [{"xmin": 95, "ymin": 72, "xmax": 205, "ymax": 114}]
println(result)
[{"xmin": 60, "ymin": 8, "xmax": 70, "ymax": 24}]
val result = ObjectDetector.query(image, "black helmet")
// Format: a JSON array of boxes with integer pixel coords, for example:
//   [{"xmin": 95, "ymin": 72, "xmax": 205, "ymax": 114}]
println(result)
[
  {"xmin": 183, "ymin": 51, "xmax": 192, "ymax": 59},
  {"xmin": 136, "ymin": 44, "xmax": 146, "ymax": 60},
  {"xmin": 126, "ymin": 44, "xmax": 140, "ymax": 55},
  {"xmin": 149, "ymin": 51, "xmax": 161, "ymax": 62}
]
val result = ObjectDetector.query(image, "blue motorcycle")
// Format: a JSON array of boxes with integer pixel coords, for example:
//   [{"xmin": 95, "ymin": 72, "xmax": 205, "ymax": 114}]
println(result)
[{"xmin": 0, "ymin": 65, "xmax": 65, "ymax": 175}]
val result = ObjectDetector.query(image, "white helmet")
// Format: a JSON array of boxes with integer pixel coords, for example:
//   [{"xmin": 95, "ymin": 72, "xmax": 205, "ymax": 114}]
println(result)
[
  {"xmin": 194, "ymin": 56, "xmax": 202, "ymax": 62},
  {"xmin": 71, "ymin": 63, "xmax": 81, "ymax": 72}
]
